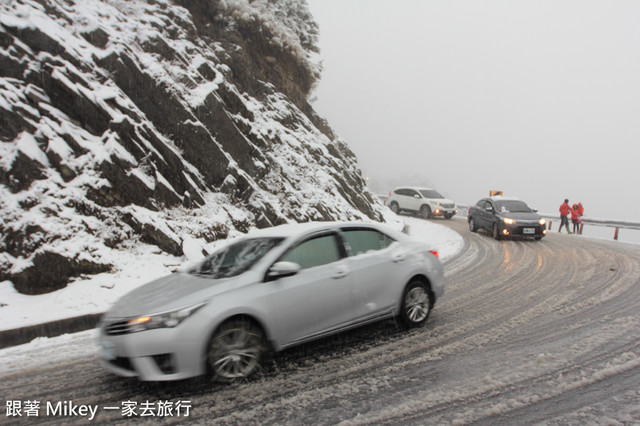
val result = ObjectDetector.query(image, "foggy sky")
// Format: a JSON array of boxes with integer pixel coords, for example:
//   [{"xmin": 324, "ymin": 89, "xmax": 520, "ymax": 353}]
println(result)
[{"xmin": 307, "ymin": 0, "xmax": 640, "ymax": 222}]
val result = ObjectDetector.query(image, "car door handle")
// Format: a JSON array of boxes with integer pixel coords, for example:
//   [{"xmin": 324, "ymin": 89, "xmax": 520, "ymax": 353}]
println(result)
[
  {"xmin": 392, "ymin": 253, "xmax": 405, "ymax": 262},
  {"xmin": 333, "ymin": 270, "xmax": 348, "ymax": 279}
]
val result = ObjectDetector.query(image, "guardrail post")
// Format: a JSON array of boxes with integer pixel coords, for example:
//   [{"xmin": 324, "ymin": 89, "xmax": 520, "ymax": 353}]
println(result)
[
  {"xmin": 548, "ymin": 220, "xmax": 552, "ymax": 230},
  {"xmin": 614, "ymin": 227, "xmax": 619, "ymax": 240}
]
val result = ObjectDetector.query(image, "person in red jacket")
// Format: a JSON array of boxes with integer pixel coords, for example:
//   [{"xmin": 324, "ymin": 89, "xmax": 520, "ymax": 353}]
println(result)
[
  {"xmin": 559, "ymin": 199, "xmax": 572, "ymax": 234},
  {"xmin": 571, "ymin": 204, "xmax": 581, "ymax": 234},
  {"xmin": 577, "ymin": 202, "xmax": 584, "ymax": 234}
]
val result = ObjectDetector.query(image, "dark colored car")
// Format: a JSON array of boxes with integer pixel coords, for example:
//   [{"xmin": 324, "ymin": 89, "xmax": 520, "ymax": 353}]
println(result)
[{"xmin": 468, "ymin": 197, "xmax": 547, "ymax": 240}]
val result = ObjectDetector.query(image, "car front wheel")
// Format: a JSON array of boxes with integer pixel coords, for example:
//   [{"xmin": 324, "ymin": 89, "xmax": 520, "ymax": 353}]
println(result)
[
  {"xmin": 207, "ymin": 319, "xmax": 266, "ymax": 382},
  {"xmin": 469, "ymin": 217, "xmax": 477, "ymax": 232},
  {"xmin": 492, "ymin": 223, "xmax": 502, "ymax": 240},
  {"xmin": 399, "ymin": 281, "xmax": 432, "ymax": 328},
  {"xmin": 419, "ymin": 205, "xmax": 432, "ymax": 219}
]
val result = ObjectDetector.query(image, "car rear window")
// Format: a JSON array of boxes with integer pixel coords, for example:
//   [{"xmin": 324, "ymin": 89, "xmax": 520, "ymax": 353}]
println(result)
[{"xmin": 495, "ymin": 200, "xmax": 532, "ymax": 213}]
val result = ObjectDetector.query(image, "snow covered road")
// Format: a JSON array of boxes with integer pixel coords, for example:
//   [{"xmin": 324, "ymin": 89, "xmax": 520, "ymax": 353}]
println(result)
[{"xmin": 1, "ymin": 218, "xmax": 639, "ymax": 424}]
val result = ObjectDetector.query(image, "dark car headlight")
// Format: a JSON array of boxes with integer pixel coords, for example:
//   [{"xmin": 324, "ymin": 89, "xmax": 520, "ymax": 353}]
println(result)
[
  {"xmin": 127, "ymin": 302, "xmax": 207, "ymax": 333},
  {"xmin": 503, "ymin": 217, "xmax": 515, "ymax": 225}
]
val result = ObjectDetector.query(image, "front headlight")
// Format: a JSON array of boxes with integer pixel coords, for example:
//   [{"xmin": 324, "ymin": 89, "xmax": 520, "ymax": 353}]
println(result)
[
  {"xmin": 539, "ymin": 218, "xmax": 546, "ymax": 225},
  {"xmin": 503, "ymin": 218, "xmax": 515, "ymax": 225},
  {"xmin": 127, "ymin": 302, "xmax": 207, "ymax": 333}
]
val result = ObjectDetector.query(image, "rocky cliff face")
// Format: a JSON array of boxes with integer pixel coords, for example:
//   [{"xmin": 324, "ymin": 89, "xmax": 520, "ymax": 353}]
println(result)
[{"xmin": 0, "ymin": 0, "xmax": 385, "ymax": 295}]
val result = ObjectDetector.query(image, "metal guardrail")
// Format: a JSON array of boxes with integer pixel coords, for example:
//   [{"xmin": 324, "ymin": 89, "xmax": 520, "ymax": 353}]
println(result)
[
  {"xmin": 539, "ymin": 214, "xmax": 640, "ymax": 241},
  {"xmin": 540, "ymin": 215, "xmax": 640, "ymax": 230}
]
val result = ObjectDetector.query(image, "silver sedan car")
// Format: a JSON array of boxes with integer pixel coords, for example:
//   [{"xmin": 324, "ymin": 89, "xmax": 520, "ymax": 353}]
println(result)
[{"xmin": 99, "ymin": 221, "xmax": 445, "ymax": 382}]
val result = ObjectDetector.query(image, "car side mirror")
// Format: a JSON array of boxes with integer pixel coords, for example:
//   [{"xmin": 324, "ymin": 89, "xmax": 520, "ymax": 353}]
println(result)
[
  {"xmin": 414, "ymin": 194, "xmax": 420, "ymax": 199},
  {"xmin": 485, "ymin": 206, "xmax": 494, "ymax": 212},
  {"xmin": 266, "ymin": 261, "xmax": 300, "ymax": 281}
]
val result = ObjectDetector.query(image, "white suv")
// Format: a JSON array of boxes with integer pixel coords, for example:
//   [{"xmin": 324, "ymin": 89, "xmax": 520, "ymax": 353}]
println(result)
[{"xmin": 387, "ymin": 187, "xmax": 458, "ymax": 219}]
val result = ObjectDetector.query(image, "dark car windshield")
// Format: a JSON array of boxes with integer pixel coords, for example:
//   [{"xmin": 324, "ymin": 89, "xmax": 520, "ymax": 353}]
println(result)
[
  {"xmin": 419, "ymin": 189, "xmax": 444, "ymax": 199},
  {"xmin": 495, "ymin": 200, "xmax": 533, "ymax": 213},
  {"xmin": 190, "ymin": 237, "xmax": 283, "ymax": 279}
]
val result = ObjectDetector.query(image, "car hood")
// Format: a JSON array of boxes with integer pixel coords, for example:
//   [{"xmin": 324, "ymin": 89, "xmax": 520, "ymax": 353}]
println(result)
[
  {"xmin": 498, "ymin": 211, "xmax": 541, "ymax": 221},
  {"xmin": 435, "ymin": 198, "xmax": 455, "ymax": 205},
  {"xmin": 105, "ymin": 272, "xmax": 255, "ymax": 318}
]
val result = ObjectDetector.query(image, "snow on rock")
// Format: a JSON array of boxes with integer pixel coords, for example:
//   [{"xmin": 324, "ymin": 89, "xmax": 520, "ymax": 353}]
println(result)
[{"xmin": 0, "ymin": 0, "xmax": 385, "ymax": 295}]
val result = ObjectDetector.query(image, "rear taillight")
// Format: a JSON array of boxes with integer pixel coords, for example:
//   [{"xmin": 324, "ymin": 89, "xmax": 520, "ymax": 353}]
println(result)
[{"xmin": 429, "ymin": 250, "xmax": 439, "ymax": 258}]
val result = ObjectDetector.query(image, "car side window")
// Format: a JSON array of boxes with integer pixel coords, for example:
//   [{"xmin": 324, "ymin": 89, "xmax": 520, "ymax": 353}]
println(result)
[
  {"xmin": 396, "ymin": 189, "xmax": 408, "ymax": 196},
  {"xmin": 342, "ymin": 229, "xmax": 395, "ymax": 256},
  {"xmin": 279, "ymin": 234, "xmax": 341, "ymax": 270},
  {"xmin": 409, "ymin": 190, "xmax": 420, "ymax": 198}
]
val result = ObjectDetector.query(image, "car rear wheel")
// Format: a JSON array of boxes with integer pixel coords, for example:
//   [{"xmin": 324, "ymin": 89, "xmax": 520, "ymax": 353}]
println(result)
[
  {"xmin": 419, "ymin": 205, "xmax": 432, "ymax": 219},
  {"xmin": 389, "ymin": 201, "xmax": 399, "ymax": 214},
  {"xmin": 469, "ymin": 217, "xmax": 477, "ymax": 232},
  {"xmin": 399, "ymin": 281, "xmax": 432, "ymax": 328},
  {"xmin": 492, "ymin": 223, "xmax": 502, "ymax": 240},
  {"xmin": 207, "ymin": 319, "xmax": 266, "ymax": 382}
]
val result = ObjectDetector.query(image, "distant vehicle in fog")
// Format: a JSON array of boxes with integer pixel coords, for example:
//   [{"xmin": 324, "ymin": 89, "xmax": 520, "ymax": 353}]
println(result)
[
  {"xmin": 99, "ymin": 221, "xmax": 445, "ymax": 382},
  {"xmin": 468, "ymin": 196, "xmax": 547, "ymax": 240},
  {"xmin": 387, "ymin": 187, "xmax": 458, "ymax": 219}
]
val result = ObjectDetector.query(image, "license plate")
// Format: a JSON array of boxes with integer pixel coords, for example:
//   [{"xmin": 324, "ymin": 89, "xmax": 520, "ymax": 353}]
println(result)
[{"xmin": 523, "ymin": 228, "xmax": 535, "ymax": 234}]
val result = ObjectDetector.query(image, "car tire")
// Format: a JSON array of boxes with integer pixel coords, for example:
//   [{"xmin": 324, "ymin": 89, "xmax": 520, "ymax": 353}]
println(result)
[
  {"xmin": 492, "ymin": 223, "xmax": 502, "ymax": 240},
  {"xmin": 444, "ymin": 213, "xmax": 453, "ymax": 219},
  {"xmin": 468, "ymin": 217, "xmax": 477, "ymax": 232},
  {"xmin": 389, "ymin": 201, "xmax": 399, "ymax": 214},
  {"xmin": 419, "ymin": 205, "xmax": 432, "ymax": 219},
  {"xmin": 207, "ymin": 319, "xmax": 266, "ymax": 382},
  {"xmin": 399, "ymin": 280, "xmax": 432, "ymax": 328}
]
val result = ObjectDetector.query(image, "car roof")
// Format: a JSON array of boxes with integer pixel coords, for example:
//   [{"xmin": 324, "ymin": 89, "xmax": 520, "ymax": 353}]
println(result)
[
  {"xmin": 487, "ymin": 196, "xmax": 522, "ymax": 202},
  {"xmin": 393, "ymin": 186, "xmax": 435, "ymax": 191},
  {"xmin": 244, "ymin": 221, "xmax": 400, "ymax": 240}
]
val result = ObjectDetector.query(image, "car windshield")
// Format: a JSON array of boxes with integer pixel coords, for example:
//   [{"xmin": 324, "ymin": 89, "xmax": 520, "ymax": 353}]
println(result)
[
  {"xmin": 419, "ymin": 189, "xmax": 444, "ymax": 199},
  {"xmin": 495, "ymin": 200, "xmax": 533, "ymax": 213},
  {"xmin": 190, "ymin": 237, "xmax": 284, "ymax": 279}
]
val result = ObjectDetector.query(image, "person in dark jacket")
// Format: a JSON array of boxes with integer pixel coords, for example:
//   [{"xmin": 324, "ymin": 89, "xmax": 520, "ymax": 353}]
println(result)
[{"xmin": 559, "ymin": 199, "xmax": 572, "ymax": 234}]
